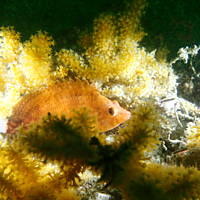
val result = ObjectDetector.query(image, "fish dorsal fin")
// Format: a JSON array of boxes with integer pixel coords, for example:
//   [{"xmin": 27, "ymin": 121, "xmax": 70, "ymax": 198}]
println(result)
[{"xmin": 12, "ymin": 78, "xmax": 99, "ymax": 120}]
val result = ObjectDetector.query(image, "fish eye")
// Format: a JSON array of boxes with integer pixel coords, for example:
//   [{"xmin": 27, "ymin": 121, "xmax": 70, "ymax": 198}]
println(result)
[{"xmin": 108, "ymin": 107, "xmax": 114, "ymax": 116}]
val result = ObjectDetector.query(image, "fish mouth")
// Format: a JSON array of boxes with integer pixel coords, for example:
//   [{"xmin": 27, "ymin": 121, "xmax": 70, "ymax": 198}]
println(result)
[
  {"xmin": 119, "ymin": 110, "xmax": 131, "ymax": 124},
  {"xmin": 125, "ymin": 110, "xmax": 131, "ymax": 121},
  {"xmin": 128, "ymin": 111, "xmax": 131, "ymax": 118}
]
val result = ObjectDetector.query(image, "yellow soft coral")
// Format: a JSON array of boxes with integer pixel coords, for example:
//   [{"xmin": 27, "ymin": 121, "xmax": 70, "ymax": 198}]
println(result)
[
  {"xmin": 57, "ymin": 0, "xmax": 177, "ymax": 104},
  {"xmin": 20, "ymin": 31, "xmax": 54, "ymax": 86},
  {"xmin": 0, "ymin": 28, "xmax": 55, "ymax": 117},
  {"xmin": 0, "ymin": 26, "xmax": 21, "ymax": 63},
  {"xmin": 0, "ymin": 0, "xmax": 177, "ymax": 118}
]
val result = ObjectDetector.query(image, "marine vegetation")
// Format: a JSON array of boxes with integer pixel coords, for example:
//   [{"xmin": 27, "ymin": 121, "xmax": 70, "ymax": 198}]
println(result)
[{"xmin": 1, "ymin": 0, "xmax": 200, "ymax": 199}]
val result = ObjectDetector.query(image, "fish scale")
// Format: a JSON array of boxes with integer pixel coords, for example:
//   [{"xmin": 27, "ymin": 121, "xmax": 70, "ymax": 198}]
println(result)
[{"xmin": 6, "ymin": 78, "xmax": 131, "ymax": 133}]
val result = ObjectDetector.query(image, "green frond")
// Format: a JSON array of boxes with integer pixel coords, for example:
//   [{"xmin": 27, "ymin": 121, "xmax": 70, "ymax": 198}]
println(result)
[{"xmin": 15, "ymin": 112, "xmax": 97, "ymax": 163}]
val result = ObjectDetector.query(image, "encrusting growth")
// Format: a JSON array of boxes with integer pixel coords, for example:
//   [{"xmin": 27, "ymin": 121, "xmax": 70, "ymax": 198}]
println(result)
[{"xmin": 6, "ymin": 78, "xmax": 131, "ymax": 134}]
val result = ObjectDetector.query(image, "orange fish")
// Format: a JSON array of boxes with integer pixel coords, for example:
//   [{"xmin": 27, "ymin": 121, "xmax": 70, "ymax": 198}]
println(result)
[{"xmin": 6, "ymin": 79, "xmax": 131, "ymax": 134}]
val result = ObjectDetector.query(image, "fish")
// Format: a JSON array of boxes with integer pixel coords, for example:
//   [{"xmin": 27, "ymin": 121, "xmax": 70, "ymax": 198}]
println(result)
[{"xmin": 6, "ymin": 78, "xmax": 131, "ymax": 134}]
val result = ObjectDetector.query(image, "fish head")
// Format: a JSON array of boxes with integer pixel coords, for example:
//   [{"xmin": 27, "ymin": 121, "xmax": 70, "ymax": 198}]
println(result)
[{"xmin": 95, "ymin": 96, "xmax": 131, "ymax": 132}]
